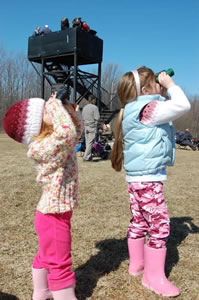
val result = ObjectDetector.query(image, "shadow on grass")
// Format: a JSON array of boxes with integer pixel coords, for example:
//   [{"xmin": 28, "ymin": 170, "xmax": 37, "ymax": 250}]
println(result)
[
  {"xmin": 75, "ymin": 217, "xmax": 199, "ymax": 299},
  {"xmin": 75, "ymin": 237, "xmax": 128, "ymax": 300},
  {"xmin": 0, "ymin": 293, "xmax": 19, "ymax": 300},
  {"xmin": 166, "ymin": 216, "xmax": 199, "ymax": 276}
]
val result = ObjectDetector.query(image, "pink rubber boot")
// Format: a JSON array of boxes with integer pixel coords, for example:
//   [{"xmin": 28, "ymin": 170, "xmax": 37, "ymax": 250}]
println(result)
[
  {"xmin": 128, "ymin": 237, "xmax": 145, "ymax": 276},
  {"xmin": 51, "ymin": 285, "xmax": 77, "ymax": 300},
  {"xmin": 142, "ymin": 245, "xmax": 180, "ymax": 297},
  {"xmin": 32, "ymin": 268, "xmax": 53, "ymax": 300}
]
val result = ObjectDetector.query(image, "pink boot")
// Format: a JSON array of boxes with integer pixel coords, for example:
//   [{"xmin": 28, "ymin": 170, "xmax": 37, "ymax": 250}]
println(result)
[
  {"xmin": 142, "ymin": 245, "xmax": 180, "ymax": 297},
  {"xmin": 128, "ymin": 237, "xmax": 145, "ymax": 276},
  {"xmin": 32, "ymin": 268, "xmax": 53, "ymax": 300},
  {"xmin": 51, "ymin": 285, "xmax": 77, "ymax": 300}
]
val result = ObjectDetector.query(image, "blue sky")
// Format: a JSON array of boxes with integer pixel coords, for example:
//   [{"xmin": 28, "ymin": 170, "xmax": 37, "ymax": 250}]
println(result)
[{"xmin": 1, "ymin": 0, "xmax": 198, "ymax": 95}]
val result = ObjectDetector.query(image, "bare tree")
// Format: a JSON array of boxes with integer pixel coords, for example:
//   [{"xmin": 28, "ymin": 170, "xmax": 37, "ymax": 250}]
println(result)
[
  {"xmin": 101, "ymin": 63, "xmax": 122, "ymax": 110},
  {"xmin": 1, "ymin": 49, "xmax": 199, "ymax": 138},
  {"xmin": 0, "ymin": 49, "xmax": 45, "ymax": 129},
  {"xmin": 102, "ymin": 63, "xmax": 122, "ymax": 93},
  {"xmin": 174, "ymin": 96, "xmax": 199, "ymax": 136}
]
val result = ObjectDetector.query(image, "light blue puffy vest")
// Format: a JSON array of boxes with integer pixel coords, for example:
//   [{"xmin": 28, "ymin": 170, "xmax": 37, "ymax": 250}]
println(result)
[{"xmin": 122, "ymin": 94, "xmax": 175, "ymax": 176}]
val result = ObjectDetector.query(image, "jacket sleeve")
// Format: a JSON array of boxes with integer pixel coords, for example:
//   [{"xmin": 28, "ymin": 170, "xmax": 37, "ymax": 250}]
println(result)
[
  {"xmin": 27, "ymin": 99, "xmax": 77, "ymax": 167},
  {"xmin": 64, "ymin": 104, "xmax": 84, "ymax": 145},
  {"xmin": 140, "ymin": 85, "xmax": 191, "ymax": 126}
]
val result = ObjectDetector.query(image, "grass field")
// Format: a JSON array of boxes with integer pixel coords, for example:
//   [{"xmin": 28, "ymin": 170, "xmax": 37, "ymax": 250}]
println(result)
[{"xmin": 0, "ymin": 134, "xmax": 199, "ymax": 300}]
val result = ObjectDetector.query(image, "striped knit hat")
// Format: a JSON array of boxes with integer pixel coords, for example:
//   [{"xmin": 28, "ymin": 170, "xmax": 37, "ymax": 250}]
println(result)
[{"xmin": 3, "ymin": 98, "xmax": 45, "ymax": 144}]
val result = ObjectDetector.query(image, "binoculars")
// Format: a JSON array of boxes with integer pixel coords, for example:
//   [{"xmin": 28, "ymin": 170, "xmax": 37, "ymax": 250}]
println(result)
[{"xmin": 156, "ymin": 68, "xmax": 174, "ymax": 83}]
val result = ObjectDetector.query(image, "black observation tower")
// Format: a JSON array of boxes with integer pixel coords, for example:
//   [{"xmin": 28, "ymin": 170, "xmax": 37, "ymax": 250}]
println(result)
[{"xmin": 28, "ymin": 27, "xmax": 120, "ymax": 124}]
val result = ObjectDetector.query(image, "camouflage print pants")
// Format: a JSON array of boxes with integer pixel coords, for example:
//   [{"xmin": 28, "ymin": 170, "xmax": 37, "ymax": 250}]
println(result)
[{"xmin": 127, "ymin": 181, "xmax": 170, "ymax": 249}]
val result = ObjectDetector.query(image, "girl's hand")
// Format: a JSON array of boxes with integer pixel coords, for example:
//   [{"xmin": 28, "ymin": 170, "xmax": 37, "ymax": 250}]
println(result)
[
  {"xmin": 158, "ymin": 72, "xmax": 175, "ymax": 89},
  {"xmin": 44, "ymin": 92, "xmax": 58, "ymax": 123},
  {"xmin": 45, "ymin": 92, "xmax": 58, "ymax": 107}
]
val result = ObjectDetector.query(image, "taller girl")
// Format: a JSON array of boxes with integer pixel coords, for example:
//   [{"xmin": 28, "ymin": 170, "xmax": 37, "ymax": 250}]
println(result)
[{"xmin": 111, "ymin": 66, "xmax": 190, "ymax": 297}]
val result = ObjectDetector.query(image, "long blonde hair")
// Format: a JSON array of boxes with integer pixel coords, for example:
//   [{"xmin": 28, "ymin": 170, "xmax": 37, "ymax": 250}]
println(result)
[
  {"xmin": 110, "ymin": 66, "xmax": 155, "ymax": 171},
  {"xmin": 35, "ymin": 103, "xmax": 80, "ymax": 143},
  {"xmin": 35, "ymin": 120, "xmax": 53, "ymax": 142}
]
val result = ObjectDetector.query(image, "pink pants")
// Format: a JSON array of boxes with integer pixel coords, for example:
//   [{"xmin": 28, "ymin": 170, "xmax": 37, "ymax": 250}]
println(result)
[
  {"xmin": 33, "ymin": 210, "xmax": 75, "ymax": 291},
  {"xmin": 127, "ymin": 182, "xmax": 170, "ymax": 249}
]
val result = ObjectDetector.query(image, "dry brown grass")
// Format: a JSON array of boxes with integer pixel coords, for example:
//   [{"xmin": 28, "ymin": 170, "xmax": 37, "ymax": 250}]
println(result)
[{"xmin": 0, "ymin": 133, "xmax": 199, "ymax": 300}]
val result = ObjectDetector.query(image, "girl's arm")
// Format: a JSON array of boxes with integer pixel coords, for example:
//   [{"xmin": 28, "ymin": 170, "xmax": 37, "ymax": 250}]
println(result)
[
  {"xmin": 140, "ymin": 74, "xmax": 191, "ymax": 126},
  {"xmin": 46, "ymin": 97, "xmax": 77, "ymax": 139},
  {"xmin": 64, "ymin": 103, "xmax": 83, "ymax": 145},
  {"xmin": 27, "ymin": 97, "xmax": 77, "ymax": 163}
]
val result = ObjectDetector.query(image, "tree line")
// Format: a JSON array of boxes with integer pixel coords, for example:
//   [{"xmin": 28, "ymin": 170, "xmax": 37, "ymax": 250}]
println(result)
[{"xmin": 0, "ymin": 48, "xmax": 199, "ymax": 136}]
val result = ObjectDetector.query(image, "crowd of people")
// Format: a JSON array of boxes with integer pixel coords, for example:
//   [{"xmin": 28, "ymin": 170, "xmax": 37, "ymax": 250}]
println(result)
[
  {"xmin": 3, "ymin": 67, "xmax": 194, "ymax": 299},
  {"xmin": 32, "ymin": 17, "xmax": 97, "ymax": 37}
]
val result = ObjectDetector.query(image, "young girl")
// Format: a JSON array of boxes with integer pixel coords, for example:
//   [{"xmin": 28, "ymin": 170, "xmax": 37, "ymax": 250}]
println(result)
[
  {"xmin": 111, "ymin": 66, "xmax": 190, "ymax": 297},
  {"xmin": 3, "ymin": 94, "xmax": 83, "ymax": 300}
]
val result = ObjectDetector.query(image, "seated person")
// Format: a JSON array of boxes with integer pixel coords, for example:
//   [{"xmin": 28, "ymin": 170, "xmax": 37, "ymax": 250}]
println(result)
[
  {"xmin": 32, "ymin": 26, "xmax": 41, "ymax": 36},
  {"xmin": 61, "ymin": 18, "xmax": 69, "ymax": 30},
  {"xmin": 82, "ymin": 21, "xmax": 90, "ymax": 32},
  {"xmin": 175, "ymin": 130, "xmax": 184, "ymax": 143},
  {"xmin": 40, "ymin": 25, "xmax": 52, "ymax": 35},
  {"xmin": 72, "ymin": 17, "xmax": 97, "ymax": 35},
  {"xmin": 176, "ymin": 129, "xmax": 196, "ymax": 150},
  {"xmin": 184, "ymin": 128, "xmax": 193, "ymax": 141},
  {"xmin": 72, "ymin": 17, "xmax": 82, "ymax": 29}
]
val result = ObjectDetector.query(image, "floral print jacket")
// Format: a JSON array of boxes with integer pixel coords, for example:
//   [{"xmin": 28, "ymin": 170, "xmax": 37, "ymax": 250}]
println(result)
[{"xmin": 27, "ymin": 98, "xmax": 83, "ymax": 214}]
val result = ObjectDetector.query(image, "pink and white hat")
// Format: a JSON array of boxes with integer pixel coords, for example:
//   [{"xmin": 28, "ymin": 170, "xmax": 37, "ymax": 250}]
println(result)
[{"xmin": 3, "ymin": 98, "xmax": 45, "ymax": 144}]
